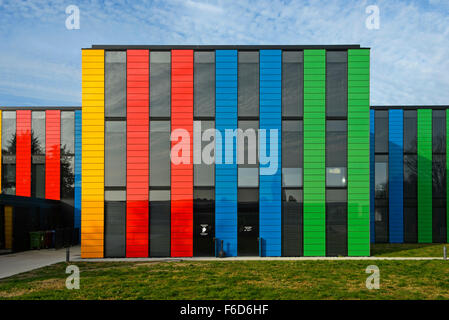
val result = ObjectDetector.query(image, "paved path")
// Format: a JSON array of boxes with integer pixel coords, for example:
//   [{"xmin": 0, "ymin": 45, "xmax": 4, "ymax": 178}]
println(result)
[{"xmin": 0, "ymin": 246, "xmax": 80, "ymax": 279}]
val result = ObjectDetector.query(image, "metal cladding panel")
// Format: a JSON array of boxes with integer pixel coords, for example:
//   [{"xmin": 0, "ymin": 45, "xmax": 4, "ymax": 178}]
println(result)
[
  {"xmin": 388, "ymin": 109, "xmax": 404, "ymax": 243},
  {"xmin": 417, "ymin": 109, "xmax": 432, "ymax": 243},
  {"xmin": 16, "ymin": 110, "xmax": 31, "ymax": 197},
  {"xmin": 171, "ymin": 49, "xmax": 193, "ymax": 257},
  {"xmin": 45, "ymin": 110, "xmax": 61, "ymax": 200},
  {"xmin": 215, "ymin": 50, "xmax": 238, "ymax": 257},
  {"xmin": 74, "ymin": 110, "xmax": 82, "ymax": 237},
  {"xmin": 259, "ymin": 50, "xmax": 282, "ymax": 257},
  {"xmin": 347, "ymin": 49, "xmax": 370, "ymax": 256},
  {"xmin": 303, "ymin": 50, "xmax": 326, "ymax": 256},
  {"xmin": 81, "ymin": 49, "xmax": 105, "ymax": 258},
  {"xmin": 370, "ymin": 109, "xmax": 375, "ymax": 243},
  {"xmin": 126, "ymin": 50, "xmax": 149, "ymax": 258}
]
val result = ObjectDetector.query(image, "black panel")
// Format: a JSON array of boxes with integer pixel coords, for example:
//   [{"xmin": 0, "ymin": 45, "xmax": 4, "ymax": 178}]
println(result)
[
  {"xmin": 282, "ymin": 189, "xmax": 303, "ymax": 256},
  {"xmin": 238, "ymin": 52, "xmax": 259, "ymax": 117},
  {"xmin": 404, "ymin": 202, "xmax": 418, "ymax": 243},
  {"xmin": 326, "ymin": 51, "xmax": 347, "ymax": 117},
  {"xmin": 105, "ymin": 51, "xmax": 126, "ymax": 117},
  {"xmin": 375, "ymin": 111, "xmax": 388, "ymax": 153},
  {"xmin": 104, "ymin": 202, "xmax": 126, "ymax": 257},
  {"xmin": 150, "ymin": 52, "xmax": 171, "ymax": 117},
  {"xmin": 238, "ymin": 189, "xmax": 259, "ymax": 256},
  {"xmin": 404, "ymin": 155, "xmax": 417, "ymax": 243},
  {"xmin": 194, "ymin": 52, "xmax": 215, "ymax": 117},
  {"xmin": 326, "ymin": 190, "xmax": 347, "ymax": 256},
  {"xmin": 282, "ymin": 51, "xmax": 303, "ymax": 117},
  {"xmin": 149, "ymin": 190, "xmax": 170, "ymax": 257},
  {"xmin": 193, "ymin": 189, "xmax": 215, "ymax": 257},
  {"xmin": 432, "ymin": 110, "xmax": 446, "ymax": 153},
  {"xmin": 404, "ymin": 110, "xmax": 417, "ymax": 153},
  {"xmin": 432, "ymin": 200, "xmax": 447, "ymax": 243},
  {"xmin": 374, "ymin": 199, "xmax": 388, "ymax": 243}
]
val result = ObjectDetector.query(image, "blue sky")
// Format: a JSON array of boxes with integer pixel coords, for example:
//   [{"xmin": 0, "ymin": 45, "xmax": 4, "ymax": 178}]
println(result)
[{"xmin": 0, "ymin": 0, "xmax": 448, "ymax": 106}]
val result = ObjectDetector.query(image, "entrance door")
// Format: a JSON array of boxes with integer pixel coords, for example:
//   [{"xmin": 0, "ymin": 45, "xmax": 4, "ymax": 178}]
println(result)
[
  {"xmin": 238, "ymin": 189, "xmax": 259, "ymax": 256},
  {"xmin": 193, "ymin": 189, "xmax": 215, "ymax": 256}
]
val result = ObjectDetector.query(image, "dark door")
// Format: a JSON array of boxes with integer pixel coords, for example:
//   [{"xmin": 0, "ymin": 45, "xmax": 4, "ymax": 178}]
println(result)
[
  {"xmin": 238, "ymin": 189, "xmax": 259, "ymax": 256},
  {"xmin": 193, "ymin": 189, "xmax": 215, "ymax": 256}
]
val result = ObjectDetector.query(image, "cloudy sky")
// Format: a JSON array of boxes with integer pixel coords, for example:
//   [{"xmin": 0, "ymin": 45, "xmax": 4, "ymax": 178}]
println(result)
[{"xmin": 0, "ymin": 0, "xmax": 448, "ymax": 106}]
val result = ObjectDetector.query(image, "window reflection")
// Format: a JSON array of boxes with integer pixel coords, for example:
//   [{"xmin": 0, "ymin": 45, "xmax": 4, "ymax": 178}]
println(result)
[
  {"xmin": 238, "ymin": 52, "xmax": 259, "ymax": 117},
  {"xmin": 326, "ymin": 120, "xmax": 347, "ymax": 187},
  {"xmin": 32, "ymin": 111, "xmax": 45, "ymax": 155},
  {"xmin": 404, "ymin": 110, "xmax": 417, "ymax": 153},
  {"xmin": 105, "ymin": 51, "xmax": 126, "ymax": 117},
  {"xmin": 105, "ymin": 121, "xmax": 126, "ymax": 187},
  {"xmin": 2, "ymin": 111, "xmax": 16, "ymax": 155},
  {"xmin": 375, "ymin": 111, "xmax": 388, "ymax": 153},
  {"xmin": 375, "ymin": 155, "xmax": 388, "ymax": 198},
  {"xmin": 61, "ymin": 111, "xmax": 75, "ymax": 155},
  {"xmin": 150, "ymin": 52, "xmax": 171, "ymax": 117},
  {"xmin": 194, "ymin": 121, "xmax": 214, "ymax": 186},
  {"xmin": 282, "ymin": 120, "xmax": 302, "ymax": 187},
  {"xmin": 194, "ymin": 52, "xmax": 215, "ymax": 117},
  {"xmin": 282, "ymin": 51, "xmax": 303, "ymax": 117},
  {"xmin": 150, "ymin": 121, "xmax": 171, "ymax": 187},
  {"xmin": 326, "ymin": 51, "xmax": 347, "ymax": 117}
]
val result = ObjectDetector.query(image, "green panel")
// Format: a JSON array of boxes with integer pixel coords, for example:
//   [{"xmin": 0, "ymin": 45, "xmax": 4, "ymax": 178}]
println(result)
[
  {"xmin": 347, "ymin": 49, "xmax": 370, "ymax": 256},
  {"xmin": 303, "ymin": 49, "xmax": 326, "ymax": 256},
  {"xmin": 418, "ymin": 109, "xmax": 432, "ymax": 243}
]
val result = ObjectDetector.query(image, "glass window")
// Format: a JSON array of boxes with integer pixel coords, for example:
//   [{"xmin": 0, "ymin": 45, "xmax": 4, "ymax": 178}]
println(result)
[
  {"xmin": 150, "ymin": 121, "xmax": 171, "ymax": 187},
  {"xmin": 105, "ymin": 51, "xmax": 126, "ymax": 117},
  {"xmin": 404, "ymin": 204, "xmax": 417, "ymax": 243},
  {"xmin": 61, "ymin": 111, "xmax": 75, "ymax": 155},
  {"xmin": 31, "ymin": 163, "xmax": 45, "ymax": 198},
  {"xmin": 194, "ymin": 120, "xmax": 215, "ymax": 186},
  {"xmin": 282, "ymin": 189, "xmax": 303, "ymax": 256},
  {"xmin": 149, "ymin": 190, "xmax": 170, "ymax": 257},
  {"xmin": 375, "ymin": 111, "xmax": 388, "ymax": 153},
  {"xmin": 326, "ymin": 51, "xmax": 347, "ymax": 117},
  {"xmin": 326, "ymin": 189, "xmax": 347, "ymax": 256},
  {"xmin": 194, "ymin": 52, "xmax": 215, "ymax": 117},
  {"xmin": 238, "ymin": 51, "xmax": 259, "ymax": 117},
  {"xmin": 375, "ymin": 155, "xmax": 388, "ymax": 198},
  {"xmin": 104, "ymin": 201, "xmax": 126, "ymax": 258},
  {"xmin": 282, "ymin": 51, "xmax": 303, "ymax": 117},
  {"xmin": 432, "ymin": 154, "xmax": 446, "ymax": 199},
  {"xmin": 404, "ymin": 155, "xmax": 417, "ymax": 199},
  {"xmin": 105, "ymin": 121, "xmax": 126, "ymax": 187},
  {"xmin": 238, "ymin": 120, "xmax": 258, "ymax": 187},
  {"xmin": 282, "ymin": 120, "xmax": 302, "ymax": 187},
  {"xmin": 61, "ymin": 155, "xmax": 75, "ymax": 201},
  {"xmin": 433, "ymin": 110, "xmax": 446, "ymax": 153},
  {"xmin": 2, "ymin": 164, "xmax": 15, "ymax": 195},
  {"xmin": 432, "ymin": 200, "xmax": 447, "ymax": 243},
  {"xmin": 404, "ymin": 110, "xmax": 417, "ymax": 153},
  {"xmin": 374, "ymin": 200, "xmax": 388, "ymax": 243},
  {"xmin": 2, "ymin": 111, "xmax": 16, "ymax": 155},
  {"xmin": 237, "ymin": 188, "xmax": 259, "ymax": 256},
  {"xmin": 150, "ymin": 52, "xmax": 171, "ymax": 117},
  {"xmin": 31, "ymin": 111, "xmax": 45, "ymax": 155},
  {"xmin": 326, "ymin": 120, "xmax": 347, "ymax": 187}
]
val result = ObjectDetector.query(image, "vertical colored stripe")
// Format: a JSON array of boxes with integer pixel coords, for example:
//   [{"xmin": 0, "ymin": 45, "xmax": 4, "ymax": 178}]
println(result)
[
  {"xmin": 171, "ymin": 49, "xmax": 194, "ymax": 257},
  {"xmin": 45, "ymin": 110, "xmax": 61, "ymax": 200},
  {"xmin": 388, "ymin": 109, "xmax": 404, "ymax": 243},
  {"xmin": 81, "ymin": 49, "xmax": 105, "ymax": 258},
  {"xmin": 370, "ymin": 109, "xmax": 375, "ymax": 243},
  {"xmin": 126, "ymin": 49, "xmax": 149, "ymax": 258},
  {"xmin": 74, "ymin": 110, "xmax": 82, "ymax": 239},
  {"xmin": 417, "ymin": 109, "xmax": 432, "ymax": 243},
  {"xmin": 259, "ymin": 50, "xmax": 282, "ymax": 257},
  {"xmin": 4, "ymin": 206, "xmax": 12, "ymax": 249},
  {"xmin": 215, "ymin": 50, "xmax": 238, "ymax": 257},
  {"xmin": 303, "ymin": 49, "xmax": 326, "ymax": 256},
  {"xmin": 16, "ymin": 110, "xmax": 31, "ymax": 197},
  {"xmin": 347, "ymin": 49, "xmax": 371, "ymax": 256}
]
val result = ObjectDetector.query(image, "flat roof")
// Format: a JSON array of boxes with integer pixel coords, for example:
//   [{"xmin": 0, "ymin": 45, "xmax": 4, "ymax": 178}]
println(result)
[
  {"xmin": 371, "ymin": 105, "xmax": 449, "ymax": 110},
  {"xmin": 0, "ymin": 106, "xmax": 81, "ymax": 111},
  {"xmin": 87, "ymin": 44, "xmax": 368, "ymax": 50}
]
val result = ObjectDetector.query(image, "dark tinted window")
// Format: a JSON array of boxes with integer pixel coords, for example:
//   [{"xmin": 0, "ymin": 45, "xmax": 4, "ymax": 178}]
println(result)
[
  {"xmin": 326, "ymin": 189, "xmax": 347, "ymax": 256},
  {"xmin": 326, "ymin": 51, "xmax": 347, "ymax": 117},
  {"xmin": 404, "ymin": 204, "xmax": 417, "ymax": 243},
  {"xmin": 149, "ymin": 190, "xmax": 170, "ymax": 257},
  {"xmin": 432, "ymin": 201, "xmax": 447, "ymax": 243},
  {"xmin": 61, "ymin": 155, "xmax": 74, "ymax": 202},
  {"xmin": 2, "ymin": 111, "xmax": 16, "ymax": 155},
  {"xmin": 404, "ymin": 155, "xmax": 417, "ymax": 199},
  {"xmin": 432, "ymin": 110, "xmax": 446, "ymax": 153},
  {"xmin": 2, "ymin": 164, "xmax": 15, "ymax": 195},
  {"xmin": 404, "ymin": 110, "xmax": 417, "ymax": 153},
  {"xmin": 105, "ymin": 201, "xmax": 126, "ymax": 258},
  {"xmin": 282, "ymin": 189, "xmax": 303, "ymax": 256},
  {"xmin": 194, "ymin": 52, "xmax": 215, "ymax": 117},
  {"xmin": 105, "ymin": 51, "xmax": 126, "ymax": 117},
  {"xmin": 326, "ymin": 120, "xmax": 347, "ymax": 187},
  {"xmin": 31, "ymin": 164, "xmax": 45, "ymax": 198},
  {"xmin": 238, "ymin": 52, "xmax": 259, "ymax": 117},
  {"xmin": 238, "ymin": 120, "xmax": 258, "ymax": 187},
  {"xmin": 282, "ymin": 120, "xmax": 302, "ymax": 187},
  {"xmin": 282, "ymin": 51, "xmax": 303, "ymax": 117},
  {"xmin": 31, "ymin": 111, "xmax": 45, "ymax": 155},
  {"xmin": 150, "ymin": 121, "xmax": 171, "ymax": 187},
  {"xmin": 194, "ymin": 121, "xmax": 214, "ymax": 186},
  {"xmin": 61, "ymin": 111, "xmax": 75, "ymax": 155},
  {"xmin": 150, "ymin": 52, "xmax": 170, "ymax": 117},
  {"xmin": 105, "ymin": 121, "xmax": 126, "ymax": 187},
  {"xmin": 374, "ymin": 200, "xmax": 388, "ymax": 243},
  {"xmin": 375, "ymin": 111, "xmax": 388, "ymax": 153},
  {"xmin": 432, "ymin": 154, "xmax": 446, "ymax": 199},
  {"xmin": 375, "ymin": 155, "xmax": 388, "ymax": 198}
]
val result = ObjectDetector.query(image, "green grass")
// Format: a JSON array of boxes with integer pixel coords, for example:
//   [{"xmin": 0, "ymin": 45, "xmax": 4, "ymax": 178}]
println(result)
[
  {"xmin": 1, "ymin": 260, "xmax": 449, "ymax": 300},
  {"xmin": 372, "ymin": 243, "xmax": 449, "ymax": 257}
]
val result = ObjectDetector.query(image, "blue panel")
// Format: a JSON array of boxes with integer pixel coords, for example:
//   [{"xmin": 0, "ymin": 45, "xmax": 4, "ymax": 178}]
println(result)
[
  {"xmin": 389, "ymin": 109, "xmax": 404, "ymax": 243},
  {"xmin": 74, "ymin": 110, "xmax": 82, "ymax": 240},
  {"xmin": 370, "ymin": 110, "xmax": 375, "ymax": 243},
  {"xmin": 259, "ymin": 50, "xmax": 282, "ymax": 257},
  {"xmin": 215, "ymin": 50, "xmax": 238, "ymax": 257}
]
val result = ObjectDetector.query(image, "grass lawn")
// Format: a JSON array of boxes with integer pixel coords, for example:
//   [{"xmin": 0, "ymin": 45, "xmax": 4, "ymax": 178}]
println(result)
[
  {"xmin": 372, "ymin": 243, "xmax": 449, "ymax": 257},
  {"xmin": 1, "ymin": 259, "xmax": 449, "ymax": 300}
]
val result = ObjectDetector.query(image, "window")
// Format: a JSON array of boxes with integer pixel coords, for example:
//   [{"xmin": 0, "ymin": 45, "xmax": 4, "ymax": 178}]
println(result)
[
  {"xmin": 326, "ymin": 51, "xmax": 347, "ymax": 117},
  {"xmin": 105, "ymin": 121, "xmax": 126, "ymax": 187},
  {"xmin": 149, "ymin": 190, "xmax": 170, "ymax": 257},
  {"xmin": 2, "ymin": 111, "xmax": 16, "ymax": 155},
  {"xmin": 61, "ymin": 111, "xmax": 75, "ymax": 155},
  {"xmin": 374, "ymin": 200, "xmax": 388, "ymax": 243},
  {"xmin": 375, "ymin": 111, "xmax": 388, "ymax": 153},
  {"xmin": 61, "ymin": 155, "xmax": 74, "ymax": 202},
  {"xmin": 282, "ymin": 189, "xmax": 303, "ymax": 256},
  {"xmin": 326, "ymin": 189, "xmax": 347, "ymax": 256},
  {"xmin": 238, "ymin": 52, "xmax": 259, "ymax": 117},
  {"xmin": 404, "ymin": 110, "xmax": 417, "ymax": 153},
  {"xmin": 282, "ymin": 120, "xmax": 302, "ymax": 187},
  {"xmin": 194, "ymin": 121, "xmax": 214, "ymax": 186},
  {"xmin": 404, "ymin": 155, "xmax": 417, "ymax": 199},
  {"xmin": 150, "ymin": 121, "xmax": 171, "ymax": 187},
  {"xmin": 105, "ymin": 51, "xmax": 126, "ymax": 117},
  {"xmin": 31, "ymin": 111, "xmax": 45, "ymax": 155},
  {"xmin": 2, "ymin": 164, "xmax": 15, "ymax": 195},
  {"xmin": 375, "ymin": 155, "xmax": 388, "ymax": 198},
  {"xmin": 150, "ymin": 52, "xmax": 171, "ymax": 117},
  {"xmin": 238, "ymin": 120, "xmax": 258, "ymax": 187},
  {"xmin": 432, "ymin": 110, "xmax": 446, "ymax": 153},
  {"xmin": 31, "ymin": 164, "xmax": 45, "ymax": 198},
  {"xmin": 282, "ymin": 51, "xmax": 303, "ymax": 117},
  {"xmin": 326, "ymin": 120, "xmax": 347, "ymax": 187},
  {"xmin": 104, "ymin": 192, "xmax": 126, "ymax": 258},
  {"xmin": 194, "ymin": 52, "xmax": 215, "ymax": 117}
]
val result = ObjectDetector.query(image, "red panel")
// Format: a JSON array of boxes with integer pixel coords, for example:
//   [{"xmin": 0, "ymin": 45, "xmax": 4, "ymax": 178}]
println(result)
[
  {"xmin": 171, "ymin": 50, "xmax": 193, "ymax": 257},
  {"xmin": 16, "ymin": 110, "xmax": 31, "ymax": 197},
  {"xmin": 126, "ymin": 49, "xmax": 149, "ymax": 258},
  {"xmin": 45, "ymin": 110, "xmax": 61, "ymax": 200}
]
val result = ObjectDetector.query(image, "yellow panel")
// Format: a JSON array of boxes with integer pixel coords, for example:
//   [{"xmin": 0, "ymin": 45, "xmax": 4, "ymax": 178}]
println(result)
[
  {"xmin": 81, "ymin": 49, "xmax": 105, "ymax": 259},
  {"xmin": 4, "ymin": 206, "xmax": 12, "ymax": 249}
]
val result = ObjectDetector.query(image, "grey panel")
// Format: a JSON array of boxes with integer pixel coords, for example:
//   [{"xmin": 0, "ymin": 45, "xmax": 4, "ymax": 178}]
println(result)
[
  {"xmin": 326, "ymin": 190, "xmax": 347, "ymax": 256},
  {"xmin": 104, "ymin": 202, "xmax": 126, "ymax": 257},
  {"xmin": 149, "ymin": 190, "xmax": 170, "ymax": 257}
]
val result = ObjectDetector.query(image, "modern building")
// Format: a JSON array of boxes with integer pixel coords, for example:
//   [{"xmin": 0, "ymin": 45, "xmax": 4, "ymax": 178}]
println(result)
[{"xmin": 80, "ymin": 45, "xmax": 370, "ymax": 258}]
